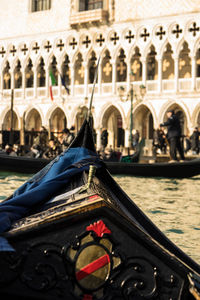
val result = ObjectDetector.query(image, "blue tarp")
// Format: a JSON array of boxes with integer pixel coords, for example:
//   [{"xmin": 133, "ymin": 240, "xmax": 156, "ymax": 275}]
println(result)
[{"xmin": 0, "ymin": 147, "xmax": 102, "ymax": 251}]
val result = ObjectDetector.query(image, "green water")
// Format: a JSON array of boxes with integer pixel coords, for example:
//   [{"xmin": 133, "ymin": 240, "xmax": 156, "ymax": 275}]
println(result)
[{"xmin": 0, "ymin": 172, "xmax": 200, "ymax": 264}]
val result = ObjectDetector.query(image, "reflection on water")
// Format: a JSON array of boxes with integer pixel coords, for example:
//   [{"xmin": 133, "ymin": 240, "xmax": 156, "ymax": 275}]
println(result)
[
  {"xmin": 115, "ymin": 175, "xmax": 200, "ymax": 264},
  {"xmin": 0, "ymin": 172, "xmax": 199, "ymax": 264}
]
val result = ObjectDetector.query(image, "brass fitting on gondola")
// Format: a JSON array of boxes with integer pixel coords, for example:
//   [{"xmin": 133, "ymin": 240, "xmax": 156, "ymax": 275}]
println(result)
[{"xmin": 87, "ymin": 165, "xmax": 97, "ymax": 190}]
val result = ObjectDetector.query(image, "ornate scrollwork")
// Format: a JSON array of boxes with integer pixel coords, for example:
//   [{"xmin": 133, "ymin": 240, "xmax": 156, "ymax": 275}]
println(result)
[{"xmin": 20, "ymin": 243, "xmax": 68, "ymax": 296}]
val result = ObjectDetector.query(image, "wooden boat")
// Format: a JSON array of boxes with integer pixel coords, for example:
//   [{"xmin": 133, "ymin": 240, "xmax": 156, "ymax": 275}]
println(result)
[
  {"xmin": 0, "ymin": 151, "xmax": 200, "ymax": 178},
  {"xmin": 0, "ymin": 119, "xmax": 200, "ymax": 299}
]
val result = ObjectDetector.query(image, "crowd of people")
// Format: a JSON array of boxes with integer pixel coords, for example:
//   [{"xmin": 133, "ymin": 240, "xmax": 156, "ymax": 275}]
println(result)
[
  {"xmin": 0, "ymin": 126, "xmax": 75, "ymax": 159},
  {"xmin": 1, "ymin": 116, "xmax": 200, "ymax": 162}
]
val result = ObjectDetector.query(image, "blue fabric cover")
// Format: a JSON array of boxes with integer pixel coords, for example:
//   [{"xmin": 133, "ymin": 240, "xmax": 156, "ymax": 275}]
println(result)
[{"xmin": 0, "ymin": 147, "xmax": 101, "ymax": 251}]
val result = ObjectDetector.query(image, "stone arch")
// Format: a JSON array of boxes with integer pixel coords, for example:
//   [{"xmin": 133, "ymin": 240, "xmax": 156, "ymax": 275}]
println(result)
[
  {"xmin": 176, "ymin": 38, "xmax": 190, "ymax": 57},
  {"xmin": 100, "ymin": 105, "xmax": 125, "ymax": 149},
  {"xmin": 2, "ymin": 109, "xmax": 20, "ymax": 146},
  {"xmin": 160, "ymin": 39, "xmax": 176, "ymax": 58},
  {"xmin": 49, "ymin": 107, "xmax": 67, "ymax": 135},
  {"xmin": 132, "ymin": 104, "xmax": 155, "ymax": 139},
  {"xmin": 2, "ymin": 109, "xmax": 19, "ymax": 130},
  {"xmin": 191, "ymin": 103, "xmax": 200, "ymax": 129},
  {"xmin": 113, "ymin": 45, "xmax": 128, "ymax": 61},
  {"xmin": 159, "ymin": 102, "xmax": 189, "ymax": 135},
  {"xmin": 25, "ymin": 108, "xmax": 42, "ymax": 131}
]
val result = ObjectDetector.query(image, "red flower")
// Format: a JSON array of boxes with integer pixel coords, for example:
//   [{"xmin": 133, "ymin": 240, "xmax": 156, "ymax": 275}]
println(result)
[
  {"xmin": 83, "ymin": 295, "xmax": 93, "ymax": 300},
  {"xmin": 86, "ymin": 220, "xmax": 111, "ymax": 237}
]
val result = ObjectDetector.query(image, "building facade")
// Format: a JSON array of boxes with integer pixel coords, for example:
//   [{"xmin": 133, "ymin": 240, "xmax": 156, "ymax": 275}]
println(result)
[{"xmin": 0, "ymin": 0, "xmax": 200, "ymax": 149}]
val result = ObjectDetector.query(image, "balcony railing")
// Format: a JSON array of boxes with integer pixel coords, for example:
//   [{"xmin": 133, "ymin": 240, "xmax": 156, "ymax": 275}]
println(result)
[
  {"xmin": 88, "ymin": 84, "xmax": 98, "ymax": 94},
  {"xmin": 196, "ymin": 78, "xmax": 200, "ymax": 91},
  {"xmin": 162, "ymin": 79, "xmax": 175, "ymax": 92},
  {"xmin": 25, "ymin": 88, "xmax": 34, "ymax": 98},
  {"xmin": 37, "ymin": 87, "xmax": 46, "ymax": 97},
  {"xmin": 70, "ymin": 9, "xmax": 108, "ymax": 26},
  {"xmin": 14, "ymin": 89, "xmax": 23, "ymax": 99},
  {"xmin": 102, "ymin": 83, "xmax": 112, "ymax": 94},
  {"xmin": 74, "ymin": 85, "xmax": 84, "ymax": 95},
  {"xmin": 146, "ymin": 80, "xmax": 158, "ymax": 92},
  {"xmin": 179, "ymin": 78, "xmax": 192, "ymax": 92}
]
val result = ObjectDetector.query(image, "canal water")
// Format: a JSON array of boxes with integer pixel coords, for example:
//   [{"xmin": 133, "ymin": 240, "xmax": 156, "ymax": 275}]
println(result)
[{"xmin": 0, "ymin": 172, "xmax": 199, "ymax": 264}]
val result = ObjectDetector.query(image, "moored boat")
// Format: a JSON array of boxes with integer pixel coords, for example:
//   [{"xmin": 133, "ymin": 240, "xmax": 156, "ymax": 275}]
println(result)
[
  {"xmin": 0, "ymin": 119, "xmax": 199, "ymax": 299},
  {"xmin": 0, "ymin": 151, "xmax": 200, "ymax": 178}
]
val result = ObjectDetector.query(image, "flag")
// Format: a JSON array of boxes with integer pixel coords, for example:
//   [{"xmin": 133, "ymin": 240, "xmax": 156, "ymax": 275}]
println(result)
[
  {"xmin": 49, "ymin": 69, "xmax": 57, "ymax": 100},
  {"xmin": 59, "ymin": 73, "xmax": 70, "ymax": 95}
]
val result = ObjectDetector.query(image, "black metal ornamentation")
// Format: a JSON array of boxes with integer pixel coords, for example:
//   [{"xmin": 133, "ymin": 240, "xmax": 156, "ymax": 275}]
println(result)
[
  {"xmin": 0, "ymin": 251, "xmax": 23, "ymax": 286},
  {"xmin": 20, "ymin": 242, "xmax": 69, "ymax": 297}
]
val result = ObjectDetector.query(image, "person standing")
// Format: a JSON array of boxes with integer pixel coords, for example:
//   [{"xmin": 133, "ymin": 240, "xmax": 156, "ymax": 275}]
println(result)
[
  {"xmin": 101, "ymin": 128, "xmax": 108, "ymax": 150},
  {"xmin": 190, "ymin": 127, "xmax": 199, "ymax": 155},
  {"xmin": 160, "ymin": 110, "xmax": 185, "ymax": 162}
]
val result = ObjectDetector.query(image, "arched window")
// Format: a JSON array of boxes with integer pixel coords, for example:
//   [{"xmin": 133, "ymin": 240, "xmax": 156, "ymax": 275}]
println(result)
[
  {"xmin": 49, "ymin": 56, "xmax": 58, "ymax": 85},
  {"xmin": 130, "ymin": 47, "xmax": 142, "ymax": 81},
  {"xmin": 79, "ymin": 0, "xmax": 103, "ymax": 11},
  {"xmin": 162, "ymin": 43, "xmax": 174, "ymax": 79},
  {"xmin": 25, "ymin": 59, "xmax": 34, "ymax": 88},
  {"xmin": 178, "ymin": 42, "xmax": 191, "ymax": 78},
  {"xmin": 14, "ymin": 60, "xmax": 22, "ymax": 89},
  {"xmin": 116, "ymin": 49, "xmax": 127, "ymax": 82},
  {"xmin": 37, "ymin": 57, "xmax": 45, "ymax": 87},
  {"xmin": 88, "ymin": 51, "xmax": 97, "ymax": 84},
  {"xmin": 74, "ymin": 53, "xmax": 84, "ymax": 85},
  {"xmin": 3, "ymin": 62, "xmax": 11, "ymax": 90},
  {"xmin": 61, "ymin": 55, "xmax": 71, "ymax": 87},
  {"xmin": 102, "ymin": 50, "xmax": 112, "ymax": 83},
  {"xmin": 146, "ymin": 45, "xmax": 158, "ymax": 80}
]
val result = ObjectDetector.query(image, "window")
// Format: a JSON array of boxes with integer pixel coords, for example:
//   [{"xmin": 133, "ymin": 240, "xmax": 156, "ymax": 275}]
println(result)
[
  {"xmin": 79, "ymin": 0, "xmax": 103, "ymax": 12},
  {"xmin": 31, "ymin": 0, "xmax": 51, "ymax": 12}
]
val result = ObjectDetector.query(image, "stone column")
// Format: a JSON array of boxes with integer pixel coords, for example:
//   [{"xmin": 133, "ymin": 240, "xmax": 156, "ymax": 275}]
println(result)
[
  {"xmin": 83, "ymin": 62, "xmax": 88, "ymax": 97},
  {"xmin": 127, "ymin": 59, "xmax": 131, "ymax": 93},
  {"xmin": 124, "ymin": 128, "xmax": 130, "ymax": 148},
  {"xmin": 191, "ymin": 56, "xmax": 196, "ymax": 91},
  {"xmin": 0, "ymin": 71, "xmax": 4, "ymax": 99},
  {"xmin": 96, "ymin": 128, "xmax": 101, "ymax": 150},
  {"xmin": 33, "ymin": 67, "xmax": 37, "ymax": 98},
  {"xmin": 111, "ymin": 59, "xmax": 116, "ymax": 94},
  {"xmin": 141, "ymin": 58, "xmax": 146, "ymax": 87},
  {"xmin": 174, "ymin": 56, "xmax": 179, "ymax": 93},
  {"xmin": 57, "ymin": 65, "xmax": 62, "ymax": 98},
  {"xmin": 11, "ymin": 68, "xmax": 14, "ymax": 90},
  {"xmin": 45, "ymin": 66, "xmax": 49, "ymax": 98},
  {"xmin": 157, "ymin": 56, "xmax": 162, "ymax": 93},
  {"xmin": 22, "ymin": 67, "xmax": 26, "ymax": 99},
  {"xmin": 20, "ymin": 116, "xmax": 24, "ymax": 145},
  {"xmin": 70, "ymin": 63, "xmax": 75, "ymax": 96},
  {"xmin": 98, "ymin": 62, "xmax": 102, "ymax": 95}
]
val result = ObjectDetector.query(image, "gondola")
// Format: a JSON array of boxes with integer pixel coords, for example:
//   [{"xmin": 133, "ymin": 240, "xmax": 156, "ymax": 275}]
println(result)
[
  {"xmin": 0, "ymin": 151, "xmax": 200, "ymax": 178},
  {"xmin": 0, "ymin": 118, "xmax": 200, "ymax": 299}
]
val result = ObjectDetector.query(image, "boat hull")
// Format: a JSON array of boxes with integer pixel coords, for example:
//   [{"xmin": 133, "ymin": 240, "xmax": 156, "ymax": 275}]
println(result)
[
  {"xmin": 0, "ymin": 196, "xmax": 194, "ymax": 299},
  {"xmin": 0, "ymin": 154, "xmax": 200, "ymax": 178}
]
